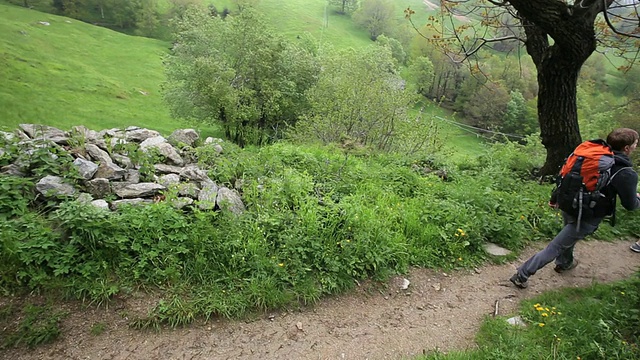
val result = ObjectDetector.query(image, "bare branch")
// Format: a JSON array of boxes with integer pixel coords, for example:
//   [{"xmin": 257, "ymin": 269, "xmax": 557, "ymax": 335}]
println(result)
[
  {"xmin": 602, "ymin": 0, "xmax": 640, "ymax": 39},
  {"xmin": 456, "ymin": 35, "xmax": 524, "ymax": 62}
]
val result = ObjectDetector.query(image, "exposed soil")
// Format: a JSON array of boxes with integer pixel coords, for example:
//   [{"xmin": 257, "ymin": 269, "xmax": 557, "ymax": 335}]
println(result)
[{"xmin": 2, "ymin": 239, "xmax": 639, "ymax": 360}]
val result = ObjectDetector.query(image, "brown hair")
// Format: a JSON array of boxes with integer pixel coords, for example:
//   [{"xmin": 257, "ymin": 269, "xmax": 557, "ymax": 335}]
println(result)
[{"xmin": 606, "ymin": 128, "xmax": 639, "ymax": 151}]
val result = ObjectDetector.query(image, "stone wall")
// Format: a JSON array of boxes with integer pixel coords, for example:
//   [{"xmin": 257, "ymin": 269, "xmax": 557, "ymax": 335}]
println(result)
[{"xmin": 0, "ymin": 124, "xmax": 245, "ymax": 214}]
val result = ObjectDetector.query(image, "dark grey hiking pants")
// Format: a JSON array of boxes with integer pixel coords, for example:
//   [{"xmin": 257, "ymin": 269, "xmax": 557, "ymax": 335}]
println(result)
[{"xmin": 517, "ymin": 211, "xmax": 603, "ymax": 281}]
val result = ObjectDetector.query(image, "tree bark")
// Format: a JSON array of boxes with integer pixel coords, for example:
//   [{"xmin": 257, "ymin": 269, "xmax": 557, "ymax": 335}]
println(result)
[
  {"xmin": 508, "ymin": 0, "xmax": 606, "ymax": 175},
  {"xmin": 537, "ymin": 60, "xmax": 582, "ymax": 174}
]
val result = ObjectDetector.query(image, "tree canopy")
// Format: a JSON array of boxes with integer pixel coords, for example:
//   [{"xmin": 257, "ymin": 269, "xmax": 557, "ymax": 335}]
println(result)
[
  {"xmin": 163, "ymin": 7, "xmax": 318, "ymax": 146},
  {"xmin": 407, "ymin": 0, "xmax": 640, "ymax": 175}
]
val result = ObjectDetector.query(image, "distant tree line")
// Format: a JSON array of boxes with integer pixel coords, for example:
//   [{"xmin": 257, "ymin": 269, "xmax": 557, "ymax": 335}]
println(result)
[{"xmin": 9, "ymin": 0, "xmax": 231, "ymax": 38}]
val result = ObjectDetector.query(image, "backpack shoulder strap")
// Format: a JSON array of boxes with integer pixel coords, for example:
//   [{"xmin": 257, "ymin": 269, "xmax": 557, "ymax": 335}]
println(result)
[{"xmin": 609, "ymin": 166, "xmax": 633, "ymax": 184}]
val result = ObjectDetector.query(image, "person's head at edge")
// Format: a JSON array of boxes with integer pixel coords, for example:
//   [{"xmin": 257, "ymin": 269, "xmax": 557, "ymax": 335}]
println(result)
[{"xmin": 607, "ymin": 128, "xmax": 639, "ymax": 155}]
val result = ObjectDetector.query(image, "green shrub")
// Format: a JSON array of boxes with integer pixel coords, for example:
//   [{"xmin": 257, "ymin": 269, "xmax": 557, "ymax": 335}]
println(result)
[{"xmin": 3, "ymin": 140, "xmax": 637, "ymax": 331}]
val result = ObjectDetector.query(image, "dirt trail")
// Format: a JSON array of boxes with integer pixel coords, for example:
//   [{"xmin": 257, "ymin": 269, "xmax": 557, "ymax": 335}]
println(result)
[{"xmin": 3, "ymin": 239, "xmax": 640, "ymax": 360}]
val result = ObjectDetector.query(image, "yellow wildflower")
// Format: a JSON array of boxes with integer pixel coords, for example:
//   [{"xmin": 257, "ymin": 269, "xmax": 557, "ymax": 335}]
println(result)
[
  {"xmin": 278, "ymin": 263, "xmax": 284, "ymax": 267},
  {"xmin": 542, "ymin": 313, "xmax": 548, "ymax": 317},
  {"xmin": 538, "ymin": 323, "xmax": 545, "ymax": 327}
]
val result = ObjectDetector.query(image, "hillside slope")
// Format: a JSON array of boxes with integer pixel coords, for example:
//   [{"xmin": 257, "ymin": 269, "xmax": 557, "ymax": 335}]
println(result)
[
  {"xmin": 0, "ymin": 2, "xmax": 484, "ymax": 157},
  {"xmin": 0, "ymin": 4, "xmax": 180, "ymax": 134}
]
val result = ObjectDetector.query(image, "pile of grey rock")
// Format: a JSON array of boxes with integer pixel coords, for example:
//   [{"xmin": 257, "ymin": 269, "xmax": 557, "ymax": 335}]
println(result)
[{"xmin": 0, "ymin": 124, "xmax": 245, "ymax": 214}]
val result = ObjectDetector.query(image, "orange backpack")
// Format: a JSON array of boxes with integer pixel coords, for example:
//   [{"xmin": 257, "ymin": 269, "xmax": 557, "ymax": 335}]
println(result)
[{"xmin": 550, "ymin": 139, "xmax": 615, "ymax": 229}]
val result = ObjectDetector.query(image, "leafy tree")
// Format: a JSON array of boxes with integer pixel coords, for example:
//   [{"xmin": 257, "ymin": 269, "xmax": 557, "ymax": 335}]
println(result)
[
  {"xmin": 6, "ymin": 0, "xmax": 47, "ymax": 8},
  {"xmin": 292, "ymin": 46, "xmax": 423, "ymax": 153},
  {"xmin": 163, "ymin": 7, "xmax": 318, "ymax": 146},
  {"xmin": 353, "ymin": 0, "xmax": 395, "ymax": 41},
  {"xmin": 328, "ymin": 0, "xmax": 358, "ymax": 15},
  {"xmin": 406, "ymin": 0, "xmax": 640, "ymax": 175},
  {"xmin": 52, "ymin": 0, "xmax": 65, "ymax": 12},
  {"xmin": 579, "ymin": 53, "xmax": 608, "ymax": 91},
  {"xmin": 134, "ymin": 0, "xmax": 160, "ymax": 37},
  {"xmin": 85, "ymin": 0, "xmax": 139, "ymax": 29},
  {"xmin": 615, "ymin": 66, "xmax": 640, "ymax": 132},
  {"xmin": 233, "ymin": 0, "xmax": 259, "ymax": 12},
  {"xmin": 167, "ymin": 0, "xmax": 201, "ymax": 16},
  {"xmin": 502, "ymin": 90, "xmax": 537, "ymax": 137},
  {"xmin": 375, "ymin": 35, "xmax": 406, "ymax": 66},
  {"xmin": 460, "ymin": 80, "xmax": 511, "ymax": 131},
  {"xmin": 52, "ymin": 0, "xmax": 88, "ymax": 18},
  {"xmin": 409, "ymin": 36, "xmax": 467, "ymax": 104},
  {"xmin": 486, "ymin": 55, "xmax": 538, "ymax": 101},
  {"xmin": 407, "ymin": 56, "xmax": 434, "ymax": 97}
]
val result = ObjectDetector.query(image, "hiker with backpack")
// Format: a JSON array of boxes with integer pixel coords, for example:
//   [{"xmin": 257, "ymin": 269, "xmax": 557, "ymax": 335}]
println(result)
[{"xmin": 510, "ymin": 128, "xmax": 640, "ymax": 289}]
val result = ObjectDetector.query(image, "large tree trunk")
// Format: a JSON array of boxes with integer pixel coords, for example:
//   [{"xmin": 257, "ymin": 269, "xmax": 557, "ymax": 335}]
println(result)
[
  {"xmin": 511, "ymin": 0, "xmax": 606, "ymax": 175},
  {"xmin": 536, "ymin": 49, "xmax": 583, "ymax": 175}
]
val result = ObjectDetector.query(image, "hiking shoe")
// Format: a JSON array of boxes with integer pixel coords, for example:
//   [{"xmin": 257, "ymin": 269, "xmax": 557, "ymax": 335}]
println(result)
[
  {"xmin": 554, "ymin": 260, "xmax": 579, "ymax": 273},
  {"xmin": 509, "ymin": 273, "xmax": 528, "ymax": 289},
  {"xmin": 631, "ymin": 242, "xmax": 640, "ymax": 253}
]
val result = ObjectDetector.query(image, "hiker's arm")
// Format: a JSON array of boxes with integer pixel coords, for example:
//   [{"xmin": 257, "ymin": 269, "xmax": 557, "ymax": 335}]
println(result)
[{"xmin": 612, "ymin": 169, "xmax": 640, "ymax": 210}]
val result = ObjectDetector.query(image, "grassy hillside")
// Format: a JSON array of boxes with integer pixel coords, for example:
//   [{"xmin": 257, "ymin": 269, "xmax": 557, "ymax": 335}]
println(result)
[
  {"xmin": 0, "ymin": 1, "xmax": 484, "ymax": 157},
  {"xmin": 207, "ymin": 0, "xmax": 434, "ymax": 49},
  {"xmin": 0, "ymin": 4, "xmax": 186, "ymax": 135}
]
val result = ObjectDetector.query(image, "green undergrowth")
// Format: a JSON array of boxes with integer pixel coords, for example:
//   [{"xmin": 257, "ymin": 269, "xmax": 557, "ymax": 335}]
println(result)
[
  {"xmin": 2, "ymin": 139, "xmax": 640, "ymax": 337},
  {"xmin": 0, "ymin": 302, "xmax": 67, "ymax": 349},
  {"xmin": 421, "ymin": 275, "xmax": 640, "ymax": 360}
]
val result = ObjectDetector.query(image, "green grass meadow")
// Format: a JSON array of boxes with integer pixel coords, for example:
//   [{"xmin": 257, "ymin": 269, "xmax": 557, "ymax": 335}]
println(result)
[{"xmin": 0, "ymin": 4, "xmax": 180, "ymax": 133}]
